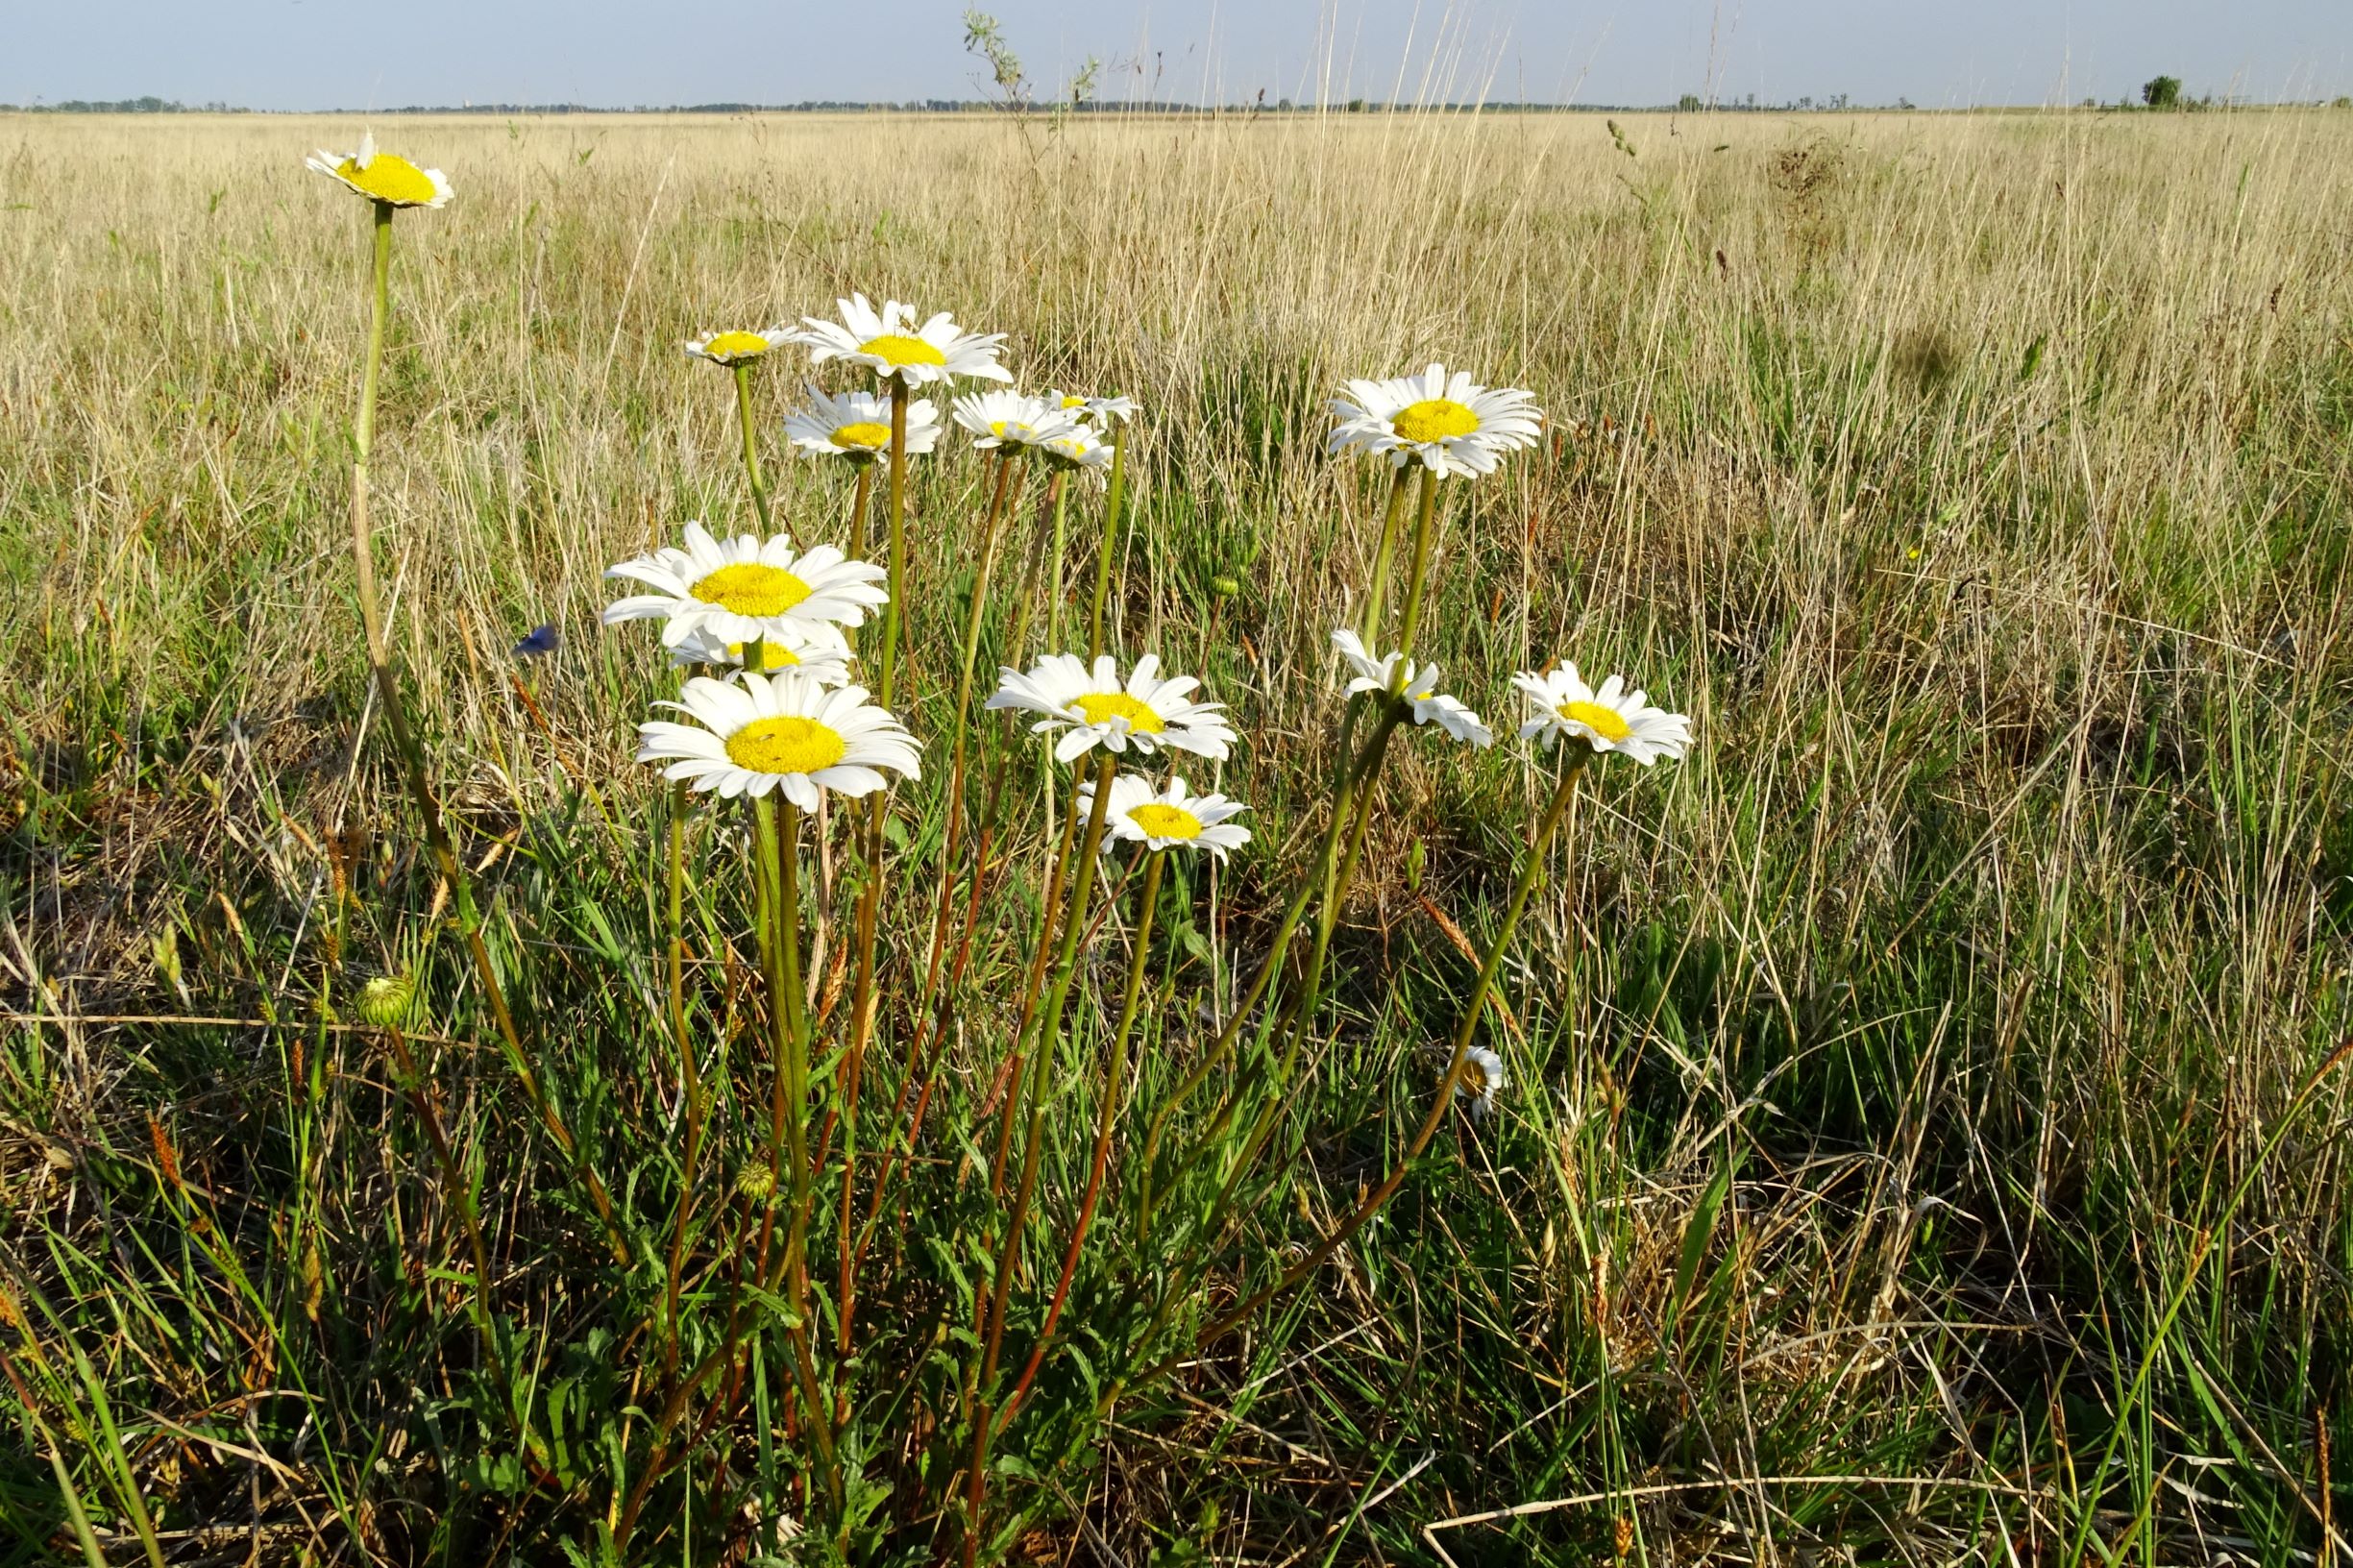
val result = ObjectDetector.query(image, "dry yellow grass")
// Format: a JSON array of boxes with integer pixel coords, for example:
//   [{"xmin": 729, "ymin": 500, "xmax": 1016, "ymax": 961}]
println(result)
[{"xmin": 4, "ymin": 105, "xmax": 2352, "ymax": 1561}]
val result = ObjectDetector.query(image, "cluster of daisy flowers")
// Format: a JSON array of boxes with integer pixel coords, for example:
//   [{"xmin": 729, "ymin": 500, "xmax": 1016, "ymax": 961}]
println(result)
[
  {"xmin": 677, "ymin": 292, "xmax": 1129, "ymax": 476},
  {"xmin": 601, "ymin": 520, "xmax": 917, "ymax": 806},
  {"xmin": 988, "ymin": 652, "xmax": 1253, "ymax": 861}
]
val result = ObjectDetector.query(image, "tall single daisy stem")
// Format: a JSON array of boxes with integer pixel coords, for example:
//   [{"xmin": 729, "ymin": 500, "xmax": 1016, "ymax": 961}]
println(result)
[
  {"xmin": 965, "ymin": 751, "xmax": 1119, "ymax": 1566},
  {"xmin": 830, "ymin": 377, "xmax": 913, "ymax": 1408},
  {"xmin": 1044, "ymin": 470, "xmax": 1071, "ymax": 655},
  {"xmin": 848, "ymin": 461, "xmax": 874, "ymax": 560},
  {"xmin": 1126, "ymin": 749, "xmax": 1590, "ymax": 1399},
  {"xmin": 877, "ymin": 377, "xmax": 912, "ymax": 703},
  {"xmin": 1359, "ymin": 467, "xmax": 1414, "ymax": 643},
  {"xmin": 732, "ymin": 361, "xmax": 797, "ymax": 547},
  {"xmin": 997, "ymin": 846, "xmax": 1164, "ymax": 1430},
  {"xmin": 1086, "ymin": 424, "xmax": 1130, "ymax": 661},
  {"xmin": 1392, "ymin": 464, "xmax": 1443, "ymax": 666},
  {"xmin": 751, "ymin": 795, "xmax": 837, "ymax": 1489},
  {"xmin": 661, "ymin": 781, "xmax": 702, "ymax": 1378},
  {"xmin": 341, "ymin": 200, "xmax": 626, "ymax": 1264}
]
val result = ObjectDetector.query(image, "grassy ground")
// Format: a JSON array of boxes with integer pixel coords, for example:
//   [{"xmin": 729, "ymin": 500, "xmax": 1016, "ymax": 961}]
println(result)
[{"xmin": 4, "ymin": 104, "xmax": 2352, "ymax": 1563}]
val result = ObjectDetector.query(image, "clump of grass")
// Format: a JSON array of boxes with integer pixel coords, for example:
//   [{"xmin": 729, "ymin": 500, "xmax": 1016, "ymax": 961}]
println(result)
[{"xmin": 3, "ymin": 98, "xmax": 2352, "ymax": 1566}]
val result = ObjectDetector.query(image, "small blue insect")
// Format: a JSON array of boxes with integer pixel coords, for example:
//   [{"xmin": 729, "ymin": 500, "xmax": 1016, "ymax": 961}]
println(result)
[{"xmin": 513, "ymin": 624, "xmax": 559, "ymax": 659}]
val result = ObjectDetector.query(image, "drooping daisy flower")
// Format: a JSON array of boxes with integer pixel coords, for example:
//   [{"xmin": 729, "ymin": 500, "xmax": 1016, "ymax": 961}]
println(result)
[
  {"xmin": 1080, "ymin": 773, "xmax": 1252, "ymax": 860},
  {"xmin": 1048, "ymin": 390, "xmax": 1140, "ymax": 428},
  {"xmin": 951, "ymin": 390, "xmax": 1080, "ymax": 453},
  {"xmin": 636, "ymin": 672, "xmax": 919, "ymax": 808},
  {"xmin": 684, "ymin": 328, "xmax": 794, "ymax": 368},
  {"xmin": 1457, "ymin": 1044, "xmax": 1506, "ymax": 1120},
  {"xmin": 604, "ymin": 523, "xmax": 889, "ymax": 649},
  {"xmin": 305, "ymin": 132, "xmax": 453, "ymax": 208},
  {"xmin": 784, "ymin": 386, "xmax": 942, "ymax": 462},
  {"xmin": 986, "ymin": 652, "xmax": 1236, "ymax": 765},
  {"xmin": 1332, "ymin": 628, "xmax": 1406, "ymax": 695},
  {"xmin": 668, "ymin": 625, "xmax": 853, "ymax": 686},
  {"xmin": 1513, "ymin": 665, "xmax": 1691, "ymax": 764},
  {"xmin": 1037, "ymin": 427, "xmax": 1115, "ymax": 475},
  {"xmin": 1331, "ymin": 629, "xmax": 1491, "ymax": 746},
  {"xmin": 1328, "ymin": 362, "xmax": 1543, "ymax": 479},
  {"xmin": 791, "ymin": 293, "xmax": 1012, "ymax": 386},
  {"xmin": 1399, "ymin": 664, "xmax": 1494, "ymax": 747}
]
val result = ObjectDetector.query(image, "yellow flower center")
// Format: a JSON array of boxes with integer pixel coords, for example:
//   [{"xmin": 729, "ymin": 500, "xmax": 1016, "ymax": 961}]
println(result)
[
  {"xmin": 1556, "ymin": 699, "xmax": 1630, "ymax": 743},
  {"xmin": 725, "ymin": 641, "xmax": 803, "ymax": 671},
  {"xmin": 336, "ymin": 153, "xmax": 438, "ymax": 205},
  {"xmin": 702, "ymin": 331, "xmax": 771, "ymax": 360},
  {"xmin": 724, "ymin": 716, "xmax": 847, "ymax": 776},
  {"xmin": 1061, "ymin": 395, "xmax": 1087, "ymax": 409},
  {"xmin": 1127, "ymin": 803, "xmax": 1204, "ymax": 840},
  {"xmin": 1074, "ymin": 692, "xmax": 1166, "ymax": 734},
  {"xmin": 830, "ymin": 421, "xmax": 891, "ymax": 450},
  {"xmin": 1391, "ymin": 398, "xmax": 1481, "ymax": 444},
  {"xmin": 861, "ymin": 332, "xmax": 947, "ymax": 368},
  {"xmin": 693, "ymin": 562, "xmax": 811, "ymax": 618}
]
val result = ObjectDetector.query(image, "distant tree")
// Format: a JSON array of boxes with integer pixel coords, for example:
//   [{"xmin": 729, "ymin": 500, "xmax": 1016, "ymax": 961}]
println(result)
[
  {"xmin": 1677, "ymin": 93, "xmax": 1703, "ymax": 112},
  {"xmin": 2337, "ymin": 95, "xmax": 2353, "ymax": 110},
  {"xmin": 2142, "ymin": 75, "xmax": 2182, "ymax": 110}
]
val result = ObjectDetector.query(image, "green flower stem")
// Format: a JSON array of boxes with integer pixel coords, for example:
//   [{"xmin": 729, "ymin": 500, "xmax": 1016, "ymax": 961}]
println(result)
[
  {"xmin": 989, "ymin": 771, "xmax": 1085, "ymax": 1195},
  {"xmin": 829, "ymin": 379, "xmax": 915, "ymax": 1383},
  {"xmin": 1359, "ymin": 467, "xmax": 1414, "ymax": 643},
  {"xmin": 848, "ymin": 459, "xmax": 874, "ymax": 560},
  {"xmin": 1086, "ymin": 422, "xmax": 1130, "ymax": 660},
  {"xmin": 750, "ymin": 795, "xmax": 838, "ymax": 1486},
  {"xmin": 965, "ymin": 751, "xmax": 1119, "ymax": 1565},
  {"xmin": 1133, "ymin": 707, "xmax": 1400, "ymax": 1239},
  {"xmin": 900, "ymin": 453, "xmax": 1019, "ymax": 1105},
  {"xmin": 996, "ymin": 846, "xmax": 1164, "ymax": 1431},
  {"xmin": 341, "ymin": 199, "xmax": 627, "ymax": 1264},
  {"xmin": 876, "ymin": 377, "xmax": 912, "ymax": 704},
  {"xmin": 1392, "ymin": 464, "xmax": 1443, "ymax": 668},
  {"xmin": 1046, "ymin": 468, "xmax": 1073, "ymax": 655},
  {"xmin": 731, "ymin": 360, "xmax": 797, "ymax": 547},
  {"xmin": 1133, "ymin": 748, "xmax": 1590, "ymax": 1397},
  {"xmin": 660, "ymin": 780, "xmax": 703, "ymax": 1379}
]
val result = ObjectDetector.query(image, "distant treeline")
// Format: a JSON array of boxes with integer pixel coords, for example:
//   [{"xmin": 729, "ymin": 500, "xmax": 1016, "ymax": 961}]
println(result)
[{"xmin": 5, "ymin": 94, "xmax": 2341, "ymax": 116}]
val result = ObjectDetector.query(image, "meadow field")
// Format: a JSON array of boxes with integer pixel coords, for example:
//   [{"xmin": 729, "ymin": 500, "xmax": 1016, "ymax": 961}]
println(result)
[{"xmin": 3, "ymin": 104, "xmax": 2352, "ymax": 1564}]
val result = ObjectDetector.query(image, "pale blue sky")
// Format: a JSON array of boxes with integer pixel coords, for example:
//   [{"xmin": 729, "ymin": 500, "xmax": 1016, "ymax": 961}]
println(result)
[{"xmin": 7, "ymin": 1, "xmax": 2346, "ymax": 110}]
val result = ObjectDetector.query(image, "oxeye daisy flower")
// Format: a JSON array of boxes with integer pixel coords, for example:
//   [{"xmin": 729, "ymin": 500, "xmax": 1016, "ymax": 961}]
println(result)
[
  {"xmin": 684, "ymin": 327, "xmax": 794, "ymax": 368},
  {"xmin": 1329, "ymin": 362, "xmax": 1543, "ymax": 479},
  {"xmin": 987, "ymin": 652, "xmax": 1236, "ymax": 765},
  {"xmin": 1332, "ymin": 627, "xmax": 1406, "ymax": 694},
  {"xmin": 1038, "ymin": 427, "xmax": 1115, "ymax": 475},
  {"xmin": 951, "ymin": 389, "xmax": 1080, "ymax": 453},
  {"xmin": 669, "ymin": 625, "xmax": 853, "ymax": 686},
  {"xmin": 635, "ymin": 672, "xmax": 919, "ymax": 808},
  {"xmin": 791, "ymin": 293, "xmax": 1012, "ymax": 386},
  {"xmin": 306, "ymin": 132, "xmax": 452, "ymax": 208},
  {"xmin": 1513, "ymin": 664, "xmax": 1692, "ymax": 764},
  {"xmin": 1080, "ymin": 772, "xmax": 1253, "ymax": 860},
  {"xmin": 603, "ymin": 522, "xmax": 889, "ymax": 648},
  {"xmin": 1332, "ymin": 630, "xmax": 1491, "ymax": 746},
  {"xmin": 1457, "ymin": 1044, "xmax": 1506, "ymax": 1120},
  {"xmin": 1048, "ymin": 390, "xmax": 1140, "ymax": 428},
  {"xmin": 1399, "ymin": 664, "xmax": 1494, "ymax": 747},
  {"xmin": 783, "ymin": 386, "xmax": 942, "ymax": 462}
]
